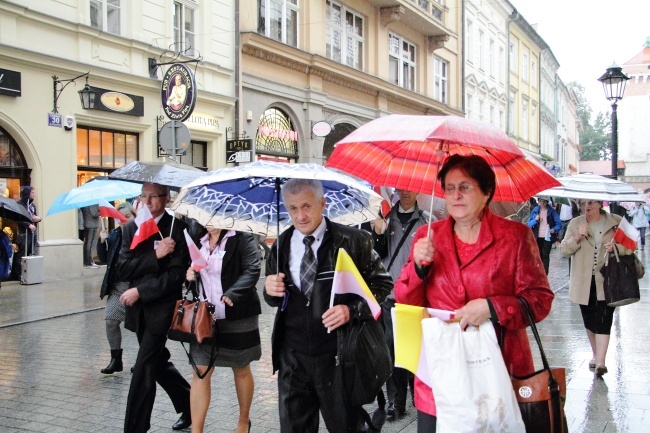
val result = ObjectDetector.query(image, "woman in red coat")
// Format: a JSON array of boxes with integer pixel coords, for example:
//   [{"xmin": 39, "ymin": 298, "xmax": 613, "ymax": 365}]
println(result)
[{"xmin": 394, "ymin": 155, "xmax": 555, "ymax": 432}]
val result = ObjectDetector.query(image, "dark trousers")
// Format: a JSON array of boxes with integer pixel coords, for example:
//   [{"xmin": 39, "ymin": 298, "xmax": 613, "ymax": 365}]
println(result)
[
  {"xmin": 382, "ymin": 298, "xmax": 411, "ymax": 410},
  {"xmin": 535, "ymin": 237, "xmax": 552, "ymax": 275},
  {"xmin": 83, "ymin": 227, "xmax": 98, "ymax": 266},
  {"xmin": 417, "ymin": 410, "xmax": 437, "ymax": 432},
  {"xmin": 124, "ymin": 314, "xmax": 191, "ymax": 433},
  {"xmin": 277, "ymin": 346, "xmax": 356, "ymax": 433}
]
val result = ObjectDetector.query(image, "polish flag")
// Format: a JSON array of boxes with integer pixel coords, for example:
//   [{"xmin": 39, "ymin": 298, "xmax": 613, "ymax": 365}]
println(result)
[
  {"xmin": 329, "ymin": 248, "xmax": 382, "ymax": 319},
  {"xmin": 183, "ymin": 229, "xmax": 208, "ymax": 271},
  {"xmin": 613, "ymin": 217, "xmax": 639, "ymax": 251},
  {"xmin": 130, "ymin": 205, "xmax": 160, "ymax": 250},
  {"xmin": 98, "ymin": 198, "xmax": 128, "ymax": 223},
  {"xmin": 374, "ymin": 186, "xmax": 392, "ymax": 217}
]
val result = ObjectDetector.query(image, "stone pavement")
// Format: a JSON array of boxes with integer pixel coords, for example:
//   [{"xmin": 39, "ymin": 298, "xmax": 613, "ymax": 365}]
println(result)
[{"xmin": 1, "ymin": 246, "xmax": 650, "ymax": 432}]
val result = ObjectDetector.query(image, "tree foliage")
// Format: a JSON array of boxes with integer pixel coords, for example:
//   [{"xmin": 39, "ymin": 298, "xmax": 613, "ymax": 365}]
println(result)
[{"xmin": 569, "ymin": 82, "xmax": 611, "ymax": 161}]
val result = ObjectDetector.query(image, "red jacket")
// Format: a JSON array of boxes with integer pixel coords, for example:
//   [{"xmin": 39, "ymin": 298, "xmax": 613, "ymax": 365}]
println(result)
[{"xmin": 394, "ymin": 209, "xmax": 554, "ymax": 416}]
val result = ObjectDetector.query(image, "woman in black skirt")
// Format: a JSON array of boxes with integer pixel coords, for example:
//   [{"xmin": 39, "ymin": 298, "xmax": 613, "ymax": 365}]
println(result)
[
  {"xmin": 186, "ymin": 228, "xmax": 261, "ymax": 433},
  {"xmin": 560, "ymin": 199, "xmax": 635, "ymax": 376}
]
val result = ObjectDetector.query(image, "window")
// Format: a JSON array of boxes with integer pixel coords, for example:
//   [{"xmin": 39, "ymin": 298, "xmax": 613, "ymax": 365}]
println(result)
[
  {"xmin": 433, "ymin": 56, "xmax": 448, "ymax": 103},
  {"xmin": 489, "ymin": 106, "xmax": 495, "ymax": 126},
  {"xmin": 478, "ymin": 30, "xmax": 484, "ymax": 70},
  {"xmin": 522, "ymin": 52, "xmax": 529, "ymax": 82},
  {"xmin": 509, "ymin": 41, "xmax": 516, "ymax": 72},
  {"xmin": 466, "ymin": 20, "xmax": 473, "ymax": 63},
  {"xmin": 173, "ymin": 0, "xmax": 197, "ymax": 55},
  {"xmin": 499, "ymin": 109, "xmax": 504, "ymax": 130},
  {"xmin": 521, "ymin": 99, "xmax": 528, "ymax": 140},
  {"xmin": 160, "ymin": 141, "xmax": 207, "ymax": 169},
  {"xmin": 489, "ymin": 39, "xmax": 495, "ymax": 77},
  {"xmin": 531, "ymin": 105, "xmax": 537, "ymax": 143},
  {"xmin": 389, "ymin": 34, "xmax": 416, "ymax": 91},
  {"xmin": 498, "ymin": 46, "xmax": 504, "ymax": 83},
  {"xmin": 326, "ymin": 1, "xmax": 364, "ymax": 70},
  {"xmin": 259, "ymin": 0, "xmax": 299, "ymax": 48},
  {"xmin": 508, "ymin": 93, "xmax": 515, "ymax": 133},
  {"xmin": 255, "ymin": 108, "xmax": 299, "ymax": 157},
  {"xmin": 77, "ymin": 126, "xmax": 138, "ymax": 169},
  {"xmin": 467, "ymin": 94, "xmax": 473, "ymax": 119},
  {"xmin": 90, "ymin": 0, "xmax": 121, "ymax": 35},
  {"xmin": 478, "ymin": 100, "xmax": 484, "ymax": 122},
  {"xmin": 531, "ymin": 60, "xmax": 537, "ymax": 87}
]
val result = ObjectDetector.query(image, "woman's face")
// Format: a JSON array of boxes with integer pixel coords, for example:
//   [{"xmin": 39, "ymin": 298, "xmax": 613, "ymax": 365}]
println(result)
[
  {"xmin": 443, "ymin": 168, "xmax": 489, "ymax": 223},
  {"xmin": 119, "ymin": 208, "xmax": 135, "ymax": 222},
  {"xmin": 579, "ymin": 199, "xmax": 602, "ymax": 217}
]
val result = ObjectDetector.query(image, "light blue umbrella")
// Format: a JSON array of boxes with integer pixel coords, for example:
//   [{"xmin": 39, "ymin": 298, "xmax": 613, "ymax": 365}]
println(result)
[{"xmin": 47, "ymin": 177, "xmax": 142, "ymax": 216}]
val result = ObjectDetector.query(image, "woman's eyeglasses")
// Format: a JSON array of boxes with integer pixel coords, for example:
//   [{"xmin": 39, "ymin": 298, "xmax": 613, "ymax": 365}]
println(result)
[
  {"xmin": 443, "ymin": 183, "xmax": 475, "ymax": 195},
  {"xmin": 579, "ymin": 200, "xmax": 597, "ymax": 207}
]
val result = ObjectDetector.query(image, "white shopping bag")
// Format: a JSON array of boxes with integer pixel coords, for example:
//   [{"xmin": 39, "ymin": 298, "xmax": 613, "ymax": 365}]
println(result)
[{"xmin": 422, "ymin": 318, "xmax": 525, "ymax": 433}]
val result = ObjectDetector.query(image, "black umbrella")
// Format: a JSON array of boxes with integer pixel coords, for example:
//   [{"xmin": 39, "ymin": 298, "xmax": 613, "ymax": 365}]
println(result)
[
  {"xmin": 108, "ymin": 159, "xmax": 206, "ymax": 190},
  {"xmin": 0, "ymin": 196, "xmax": 33, "ymax": 223}
]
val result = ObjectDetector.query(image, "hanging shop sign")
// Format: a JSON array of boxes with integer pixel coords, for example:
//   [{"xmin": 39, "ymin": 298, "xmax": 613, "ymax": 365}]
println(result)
[
  {"xmin": 88, "ymin": 87, "xmax": 144, "ymax": 116},
  {"xmin": 0, "ymin": 68, "xmax": 21, "ymax": 97},
  {"xmin": 161, "ymin": 63, "xmax": 197, "ymax": 122},
  {"xmin": 311, "ymin": 121, "xmax": 333, "ymax": 137},
  {"xmin": 226, "ymin": 139, "xmax": 253, "ymax": 163}
]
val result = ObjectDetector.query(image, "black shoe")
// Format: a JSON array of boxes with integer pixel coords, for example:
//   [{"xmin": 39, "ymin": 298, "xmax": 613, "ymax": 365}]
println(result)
[
  {"xmin": 172, "ymin": 413, "xmax": 191, "ymax": 430},
  {"xmin": 386, "ymin": 403, "xmax": 396, "ymax": 421},
  {"xmin": 130, "ymin": 366, "xmax": 135, "ymax": 374},
  {"xmin": 101, "ymin": 349, "xmax": 123, "ymax": 374}
]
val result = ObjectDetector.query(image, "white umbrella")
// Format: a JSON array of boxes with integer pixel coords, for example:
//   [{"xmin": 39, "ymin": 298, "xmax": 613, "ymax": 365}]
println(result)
[
  {"xmin": 536, "ymin": 173, "xmax": 645, "ymax": 203},
  {"xmin": 171, "ymin": 160, "xmax": 383, "ymax": 237}
]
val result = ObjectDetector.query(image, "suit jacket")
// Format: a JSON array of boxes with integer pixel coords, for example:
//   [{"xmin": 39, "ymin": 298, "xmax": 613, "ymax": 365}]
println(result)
[{"xmin": 117, "ymin": 212, "xmax": 190, "ymax": 335}]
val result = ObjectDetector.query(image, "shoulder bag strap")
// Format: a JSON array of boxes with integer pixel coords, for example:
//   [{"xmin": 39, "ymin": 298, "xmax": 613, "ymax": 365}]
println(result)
[
  {"xmin": 386, "ymin": 218, "xmax": 418, "ymax": 272},
  {"xmin": 517, "ymin": 297, "xmax": 563, "ymax": 433}
]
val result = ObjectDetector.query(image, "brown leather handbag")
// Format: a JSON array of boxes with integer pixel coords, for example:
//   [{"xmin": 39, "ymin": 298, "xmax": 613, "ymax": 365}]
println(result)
[
  {"xmin": 512, "ymin": 297, "xmax": 567, "ymax": 433},
  {"xmin": 168, "ymin": 275, "xmax": 215, "ymax": 345}
]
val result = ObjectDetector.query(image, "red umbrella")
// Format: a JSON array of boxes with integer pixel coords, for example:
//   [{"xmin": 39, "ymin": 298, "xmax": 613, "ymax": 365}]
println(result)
[{"xmin": 325, "ymin": 115, "xmax": 560, "ymax": 203}]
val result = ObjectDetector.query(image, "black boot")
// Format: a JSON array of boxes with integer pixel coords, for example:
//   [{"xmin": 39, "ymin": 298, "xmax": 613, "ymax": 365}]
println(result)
[{"xmin": 101, "ymin": 349, "xmax": 123, "ymax": 374}]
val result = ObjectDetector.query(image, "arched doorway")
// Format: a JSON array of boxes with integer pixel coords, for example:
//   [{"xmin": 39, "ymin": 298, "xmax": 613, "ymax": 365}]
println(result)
[
  {"xmin": 322, "ymin": 122, "xmax": 356, "ymax": 162},
  {"xmin": 255, "ymin": 107, "xmax": 299, "ymax": 162}
]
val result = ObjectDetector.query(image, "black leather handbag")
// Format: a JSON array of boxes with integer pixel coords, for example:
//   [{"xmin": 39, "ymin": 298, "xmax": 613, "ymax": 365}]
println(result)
[{"xmin": 600, "ymin": 247, "xmax": 642, "ymax": 307}]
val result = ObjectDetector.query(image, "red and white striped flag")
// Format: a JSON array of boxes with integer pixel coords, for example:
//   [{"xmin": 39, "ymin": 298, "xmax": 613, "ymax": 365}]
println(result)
[
  {"xmin": 183, "ymin": 229, "xmax": 207, "ymax": 271},
  {"xmin": 98, "ymin": 198, "xmax": 128, "ymax": 223},
  {"xmin": 613, "ymin": 217, "xmax": 639, "ymax": 251},
  {"xmin": 130, "ymin": 205, "xmax": 160, "ymax": 250}
]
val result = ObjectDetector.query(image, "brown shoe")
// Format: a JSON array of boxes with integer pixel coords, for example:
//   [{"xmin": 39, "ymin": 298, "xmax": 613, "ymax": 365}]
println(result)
[{"xmin": 595, "ymin": 364, "xmax": 608, "ymax": 376}]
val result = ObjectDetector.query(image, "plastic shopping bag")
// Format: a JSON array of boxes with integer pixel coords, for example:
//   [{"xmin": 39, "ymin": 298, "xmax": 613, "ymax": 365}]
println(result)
[{"xmin": 422, "ymin": 318, "xmax": 525, "ymax": 433}]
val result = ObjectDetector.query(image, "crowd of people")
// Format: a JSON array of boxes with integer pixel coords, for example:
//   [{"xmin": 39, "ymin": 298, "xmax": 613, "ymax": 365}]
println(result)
[{"xmin": 4, "ymin": 155, "xmax": 649, "ymax": 433}]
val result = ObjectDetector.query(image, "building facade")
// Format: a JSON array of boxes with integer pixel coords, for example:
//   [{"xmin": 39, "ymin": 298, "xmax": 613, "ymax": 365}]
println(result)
[
  {"xmin": 619, "ymin": 38, "xmax": 650, "ymax": 193},
  {"xmin": 0, "ymin": 0, "xmax": 237, "ymax": 279},
  {"xmin": 463, "ymin": 0, "xmax": 512, "ymax": 131}
]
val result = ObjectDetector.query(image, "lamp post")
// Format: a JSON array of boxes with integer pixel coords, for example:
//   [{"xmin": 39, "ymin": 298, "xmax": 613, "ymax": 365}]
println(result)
[
  {"xmin": 52, "ymin": 72, "xmax": 96, "ymax": 113},
  {"xmin": 598, "ymin": 63, "xmax": 630, "ymax": 179}
]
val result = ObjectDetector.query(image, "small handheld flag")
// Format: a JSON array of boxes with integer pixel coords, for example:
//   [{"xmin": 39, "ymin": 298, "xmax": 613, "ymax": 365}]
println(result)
[
  {"xmin": 183, "ymin": 229, "xmax": 207, "ymax": 271},
  {"xmin": 98, "ymin": 198, "xmax": 128, "ymax": 223},
  {"xmin": 130, "ymin": 205, "xmax": 160, "ymax": 249},
  {"xmin": 329, "ymin": 248, "xmax": 381, "ymax": 319},
  {"xmin": 613, "ymin": 217, "xmax": 639, "ymax": 251}
]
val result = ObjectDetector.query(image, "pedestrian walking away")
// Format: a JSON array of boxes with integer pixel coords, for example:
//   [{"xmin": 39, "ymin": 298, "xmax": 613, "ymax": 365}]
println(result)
[
  {"xmin": 560, "ymin": 199, "xmax": 635, "ymax": 376},
  {"xmin": 627, "ymin": 202, "xmax": 649, "ymax": 250},
  {"xmin": 264, "ymin": 178, "xmax": 392, "ymax": 433},
  {"xmin": 117, "ymin": 182, "xmax": 192, "ymax": 433},
  {"xmin": 528, "ymin": 196, "xmax": 562, "ymax": 274},
  {"xmin": 98, "ymin": 202, "xmax": 137, "ymax": 375},
  {"xmin": 371, "ymin": 188, "xmax": 432, "ymax": 422},
  {"xmin": 185, "ymin": 228, "xmax": 262, "ymax": 433},
  {"xmin": 394, "ymin": 155, "xmax": 555, "ymax": 432}
]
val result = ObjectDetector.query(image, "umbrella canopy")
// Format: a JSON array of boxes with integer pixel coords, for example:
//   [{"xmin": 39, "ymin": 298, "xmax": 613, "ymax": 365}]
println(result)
[
  {"xmin": 536, "ymin": 173, "xmax": 645, "ymax": 203},
  {"xmin": 0, "ymin": 196, "xmax": 33, "ymax": 223},
  {"xmin": 325, "ymin": 115, "xmax": 561, "ymax": 202},
  {"xmin": 46, "ymin": 177, "xmax": 142, "ymax": 216},
  {"xmin": 171, "ymin": 160, "xmax": 383, "ymax": 236},
  {"xmin": 108, "ymin": 159, "xmax": 206, "ymax": 190}
]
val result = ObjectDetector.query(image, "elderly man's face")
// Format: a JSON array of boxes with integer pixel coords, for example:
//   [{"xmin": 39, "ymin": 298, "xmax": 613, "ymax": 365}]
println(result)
[{"xmin": 139, "ymin": 183, "xmax": 169, "ymax": 218}]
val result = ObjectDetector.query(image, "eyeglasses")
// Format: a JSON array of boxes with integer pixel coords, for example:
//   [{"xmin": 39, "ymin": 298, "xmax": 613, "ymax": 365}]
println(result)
[
  {"xmin": 443, "ymin": 183, "xmax": 475, "ymax": 195},
  {"xmin": 138, "ymin": 194, "xmax": 167, "ymax": 201},
  {"xmin": 579, "ymin": 200, "xmax": 597, "ymax": 207}
]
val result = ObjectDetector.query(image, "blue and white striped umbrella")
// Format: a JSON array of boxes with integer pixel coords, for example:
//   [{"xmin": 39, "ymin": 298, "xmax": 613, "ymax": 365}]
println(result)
[
  {"xmin": 171, "ymin": 161, "xmax": 383, "ymax": 236},
  {"xmin": 536, "ymin": 173, "xmax": 644, "ymax": 203}
]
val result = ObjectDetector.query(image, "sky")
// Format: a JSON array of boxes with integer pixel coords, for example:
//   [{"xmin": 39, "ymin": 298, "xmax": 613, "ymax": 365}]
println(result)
[{"xmin": 514, "ymin": 0, "xmax": 650, "ymax": 118}]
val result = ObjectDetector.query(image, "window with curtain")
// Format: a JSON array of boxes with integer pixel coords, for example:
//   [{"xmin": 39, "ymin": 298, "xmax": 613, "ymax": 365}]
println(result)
[
  {"xmin": 258, "ymin": 0, "xmax": 299, "ymax": 48},
  {"xmin": 173, "ymin": 0, "xmax": 197, "ymax": 55},
  {"xmin": 433, "ymin": 56, "xmax": 448, "ymax": 103},
  {"xmin": 90, "ymin": 0, "xmax": 121, "ymax": 35},
  {"xmin": 326, "ymin": 1, "xmax": 364, "ymax": 70},
  {"xmin": 389, "ymin": 33, "xmax": 416, "ymax": 91}
]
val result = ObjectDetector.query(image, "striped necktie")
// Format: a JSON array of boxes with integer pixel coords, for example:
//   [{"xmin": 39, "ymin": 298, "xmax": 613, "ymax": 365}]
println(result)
[{"xmin": 300, "ymin": 235, "xmax": 316, "ymax": 300}]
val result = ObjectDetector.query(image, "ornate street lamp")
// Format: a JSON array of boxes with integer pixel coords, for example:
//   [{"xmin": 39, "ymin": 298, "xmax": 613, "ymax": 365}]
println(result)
[
  {"xmin": 77, "ymin": 75, "xmax": 96, "ymax": 110},
  {"xmin": 598, "ymin": 63, "xmax": 630, "ymax": 179},
  {"xmin": 52, "ymin": 72, "xmax": 95, "ymax": 113}
]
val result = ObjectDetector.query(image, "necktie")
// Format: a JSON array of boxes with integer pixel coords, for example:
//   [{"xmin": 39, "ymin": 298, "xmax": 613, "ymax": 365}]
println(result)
[{"xmin": 300, "ymin": 235, "xmax": 317, "ymax": 300}]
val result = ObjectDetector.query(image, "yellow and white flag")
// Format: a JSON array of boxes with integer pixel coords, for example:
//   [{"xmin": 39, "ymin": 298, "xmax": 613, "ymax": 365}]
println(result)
[{"xmin": 329, "ymin": 248, "xmax": 381, "ymax": 319}]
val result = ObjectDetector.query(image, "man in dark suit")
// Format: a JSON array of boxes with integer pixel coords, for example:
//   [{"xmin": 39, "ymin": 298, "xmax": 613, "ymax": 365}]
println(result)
[{"xmin": 118, "ymin": 182, "xmax": 191, "ymax": 432}]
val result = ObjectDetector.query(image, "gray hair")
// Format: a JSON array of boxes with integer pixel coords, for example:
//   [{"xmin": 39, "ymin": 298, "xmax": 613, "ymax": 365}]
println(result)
[
  {"xmin": 116, "ymin": 202, "xmax": 136, "ymax": 218},
  {"xmin": 281, "ymin": 178, "xmax": 324, "ymax": 202}
]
